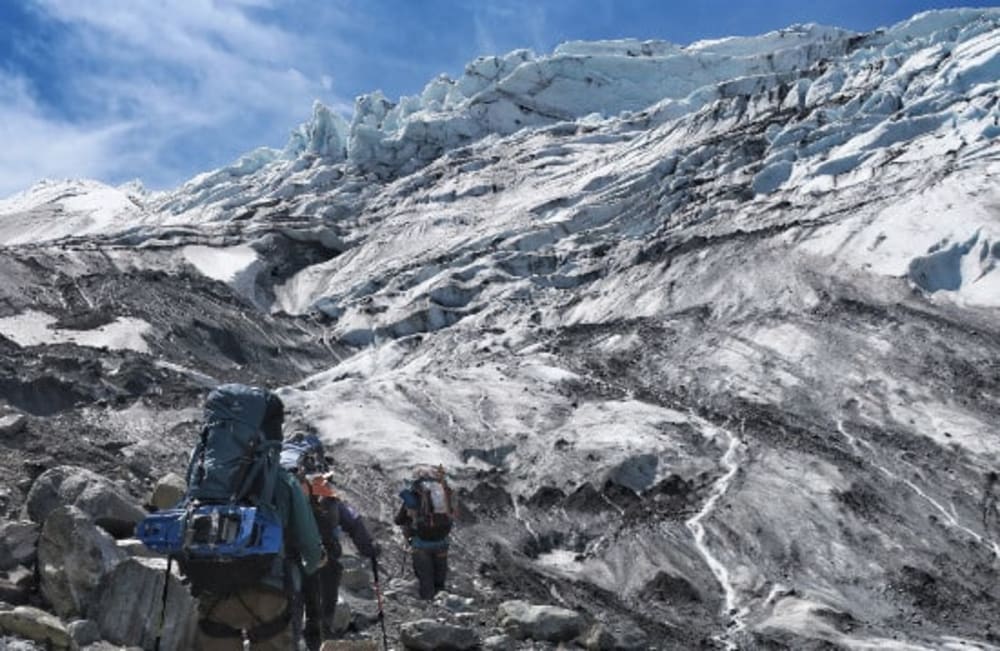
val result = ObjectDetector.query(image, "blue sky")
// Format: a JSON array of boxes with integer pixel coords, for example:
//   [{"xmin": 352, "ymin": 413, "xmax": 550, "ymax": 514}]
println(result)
[{"xmin": 0, "ymin": 0, "xmax": 989, "ymax": 197}]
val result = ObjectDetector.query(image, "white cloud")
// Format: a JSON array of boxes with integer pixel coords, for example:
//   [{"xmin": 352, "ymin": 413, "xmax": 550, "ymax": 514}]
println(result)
[
  {"xmin": 0, "ymin": 75, "xmax": 131, "ymax": 197},
  {"xmin": 0, "ymin": 0, "xmax": 354, "ymax": 197}
]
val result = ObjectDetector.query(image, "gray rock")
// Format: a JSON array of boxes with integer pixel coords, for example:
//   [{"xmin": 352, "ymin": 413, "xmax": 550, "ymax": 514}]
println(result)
[
  {"xmin": 586, "ymin": 622, "xmax": 647, "ymax": 650},
  {"xmin": 0, "ymin": 566, "xmax": 34, "ymax": 605},
  {"xmin": 90, "ymin": 557, "xmax": 196, "ymax": 651},
  {"xmin": 0, "ymin": 415, "xmax": 26, "ymax": 437},
  {"xmin": 340, "ymin": 590, "xmax": 381, "ymax": 632},
  {"xmin": 0, "ymin": 487, "xmax": 12, "ymax": 520},
  {"xmin": 453, "ymin": 612, "xmax": 481, "ymax": 627},
  {"xmin": 81, "ymin": 644, "xmax": 144, "ymax": 651},
  {"xmin": 318, "ymin": 641, "xmax": 379, "ymax": 651},
  {"xmin": 67, "ymin": 619, "xmax": 101, "ymax": 647},
  {"xmin": 583, "ymin": 624, "xmax": 618, "ymax": 650},
  {"xmin": 115, "ymin": 538, "xmax": 161, "ymax": 559},
  {"xmin": 0, "ymin": 521, "xmax": 40, "ymax": 571},
  {"xmin": 399, "ymin": 619, "xmax": 479, "ymax": 651},
  {"xmin": 148, "ymin": 473, "xmax": 186, "ymax": 511},
  {"xmin": 384, "ymin": 576, "xmax": 418, "ymax": 598},
  {"xmin": 23, "ymin": 466, "xmax": 146, "ymax": 539},
  {"xmin": 497, "ymin": 600, "xmax": 586, "ymax": 643},
  {"xmin": 611, "ymin": 630, "xmax": 648, "ymax": 650},
  {"xmin": 38, "ymin": 506, "xmax": 127, "ymax": 619},
  {"xmin": 482, "ymin": 634, "xmax": 517, "ymax": 651},
  {"xmin": 0, "ymin": 606, "xmax": 71, "ymax": 650},
  {"xmin": 433, "ymin": 591, "xmax": 476, "ymax": 613},
  {"xmin": 339, "ymin": 555, "xmax": 373, "ymax": 597},
  {"xmin": 0, "ymin": 636, "xmax": 43, "ymax": 651},
  {"xmin": 328, "ymin": 594, "xmax": 352, "ymax": 636}
]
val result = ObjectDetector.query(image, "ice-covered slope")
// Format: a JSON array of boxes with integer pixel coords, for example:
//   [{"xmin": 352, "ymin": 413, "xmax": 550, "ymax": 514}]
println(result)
[
  {"xmin": 0, "ymin": 179, "xmax": 157, "ymax": 245},
  {"xmin": 0, "ymin": 8, "xmax": 999, "ymax": 650}
]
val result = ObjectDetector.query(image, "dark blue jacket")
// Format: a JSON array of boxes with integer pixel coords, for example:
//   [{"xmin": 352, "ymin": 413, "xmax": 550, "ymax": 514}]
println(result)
[{"xmin": 313, "ymin": 497, "xmax": 376, "ymax": 559}]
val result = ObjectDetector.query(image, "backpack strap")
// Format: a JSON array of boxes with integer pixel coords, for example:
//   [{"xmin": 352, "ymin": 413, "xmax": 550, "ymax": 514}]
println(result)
[
  {"xmin": 182, "ymin": 424, "xmax": 211, "ymax": 499},
  {"xmin": 231, "ymin": 438, "xmax": 282, "ymax": 507}
]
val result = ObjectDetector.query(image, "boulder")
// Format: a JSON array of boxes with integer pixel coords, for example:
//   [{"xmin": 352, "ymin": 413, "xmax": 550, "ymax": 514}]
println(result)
[
  {"xmin": 90, "ymin": 557, "xmax": 196, "ymax": 651},
  {"xmin": 327, "ymin": 594, "xmax": 353, "ymax": 636},
  {"xmin": 498, "ymin": 600, "xmax": 586, "ymax": 643},
  {"xmin": 116, "ymin": 538, "xmax": 161, "ymax": 558},
  {"xmin": 339, "ymin": 555, "xmax": 373, "ymax": 597},
  {"xmin": 38, "ymin": 506, "xmax": 127, "ymax": 619},
  {"xmin": 148, "ymin": 473, "xmax": 186, "ymax": 511},
  {"xmin": 583, "ymin": 624, "xmax": 616, "ymax": 650},
  {"xmin": 482, "ymin": 634, "xmax": 516, "ymax": 651},
  {"xmin": 0, "ymin": 606, "xmax": 71, "ymax": 649},
  {"xmin": 340, "ymin": 590, "xmax": 380, "ymax": 632},
  {"xmin": 0, "ymin": 566, "xmax": 34, "ymax": 605},
  {"xmin": 0, "ymin": 521, "xmax": 40, "ymax": 571},
  {"xmin": 0, "ymin": 636, "xmax": 43, "ymax": 650},
  {"xmin": 24, "ymin": 466, "xmax": 146, "ymax": 538},
  {"xmin": 67, "ymin": 619, "xmax": 102, "ymax": 647},
  {"xmin": 399, "ymin": 619, "xmax": 480, "ymax": 651},
  {"xmin": 0, "ymin": 414, "xmax": 26, "ymax": 437}
]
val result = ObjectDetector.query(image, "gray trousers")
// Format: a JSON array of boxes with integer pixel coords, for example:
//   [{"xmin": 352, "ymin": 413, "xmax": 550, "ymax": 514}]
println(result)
[
  {"xmin": 300, "ymin": 558, "xmax": 343, "ymax": 650},
  {"xmin": 412, "ymin": 548, "xmax": 448, "ymax": 599}
]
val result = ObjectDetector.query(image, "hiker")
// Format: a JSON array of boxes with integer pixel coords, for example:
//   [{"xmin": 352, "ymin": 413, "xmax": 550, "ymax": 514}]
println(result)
[
  {"xmin": 282, "ymin": 434, "xmax": 378, "ymax": 650},
  {"xmin": 136, "ymin": 385, "xmax": 324, "ymax": 650},
  {"xmin": 193, "ymin": 389, "xmax": 324, "ymax": 650},
  {"xmin": 394, "ymin": 466, "xmax": 456, "ymax": 599}
]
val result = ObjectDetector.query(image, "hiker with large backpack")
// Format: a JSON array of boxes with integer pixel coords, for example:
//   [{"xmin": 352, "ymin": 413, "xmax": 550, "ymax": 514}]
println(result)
[
  {"xmin": 394, "ymin": 465, "xmax": 457, "ymax": 599},
  {"xmin": 136, "ymin": 385, "xmax": 324, "ymax": 650},
  {"xmin": 281, "ymin": 434, "xmax": 378, "ymax": 650}
]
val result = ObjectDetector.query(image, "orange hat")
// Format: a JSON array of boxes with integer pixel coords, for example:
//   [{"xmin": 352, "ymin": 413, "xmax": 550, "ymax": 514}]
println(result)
[{"xmin": 303, "ymin": 473, "xmax": 338, "ymax": 498}]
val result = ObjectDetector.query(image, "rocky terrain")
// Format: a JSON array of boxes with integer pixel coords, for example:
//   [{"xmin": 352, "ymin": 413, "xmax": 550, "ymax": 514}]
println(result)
[{"xmin": 1, "ymin": 7, "xmax": 1000, "ymax": 650}]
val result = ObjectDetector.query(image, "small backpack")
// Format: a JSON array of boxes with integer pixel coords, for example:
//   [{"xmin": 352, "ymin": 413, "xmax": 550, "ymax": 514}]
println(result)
[
  {"xmin": 407, "ymin": 474, "xmax": 455, "ymax": 541},
  {"xmin": 280, "ymin": 434, "xmax": 329, "ymax": 475},
  {"xmin": 136, "ymin": 384, "xmax": 285, "ymax": 596}
]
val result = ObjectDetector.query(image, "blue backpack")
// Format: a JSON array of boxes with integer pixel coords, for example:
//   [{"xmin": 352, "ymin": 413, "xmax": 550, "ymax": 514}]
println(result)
[
  {"xmin": 402, "ymin": 475, "xmax": 454, "ymax": 542},
  {"xmin": 279, "ymin": 434, "xmax": 328, "ymax": 475},
  {"xmin": 136, "ymin": 384, "xmax": 286, "ymax": 595}
]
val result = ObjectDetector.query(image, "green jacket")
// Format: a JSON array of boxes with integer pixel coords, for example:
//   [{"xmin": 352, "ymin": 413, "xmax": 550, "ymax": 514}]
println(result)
[{"xmin": 264, "ymin": 468, "xmax": 323, "ymax": 591}]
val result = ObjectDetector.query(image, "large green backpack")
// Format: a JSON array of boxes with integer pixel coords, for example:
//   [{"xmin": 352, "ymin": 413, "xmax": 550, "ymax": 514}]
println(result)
[
  {"xmin": 138, "ymin": 384, "xmax": 287, "ymax": 596},
  {"xmin": 186, "ymin": 384, "xmax": 282, "ymax": 506}
]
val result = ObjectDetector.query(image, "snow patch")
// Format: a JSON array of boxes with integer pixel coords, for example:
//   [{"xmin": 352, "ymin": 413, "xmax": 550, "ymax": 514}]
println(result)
[
  {"xmin": 800, "ymin": 170, "xmax": 1000, "ymax": 307},
  {"xmin": 0, "ymin": 179, "xmax": 149, "ymax": 245},
  {"xmin": 182, "ymin": 245, "xmax": 260, "ymax": 283},
  {"xmin": 0, "ymin": 310, "xmax": 152, "ymax": 353}
]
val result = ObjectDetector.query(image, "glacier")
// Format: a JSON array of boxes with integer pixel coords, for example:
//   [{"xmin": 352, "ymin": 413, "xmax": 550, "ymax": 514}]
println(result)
[{"xmin": 0, "ymin": 7, "xmax": 999, "ymax": 650}]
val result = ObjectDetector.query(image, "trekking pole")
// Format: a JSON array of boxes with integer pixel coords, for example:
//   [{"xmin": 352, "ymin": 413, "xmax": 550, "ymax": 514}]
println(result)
[
  {"xmin": 371, "ymin": 555, "xmax": 390, "ymax": 650},
  {"xmin": 154, "ymin": 556, "xmax": 172, "ymax": 651}
]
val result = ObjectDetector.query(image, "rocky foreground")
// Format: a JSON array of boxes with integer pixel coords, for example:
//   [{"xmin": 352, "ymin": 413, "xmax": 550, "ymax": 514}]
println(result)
[{"xmin": 0, "ymin": 464, "xmax": 643, "ymax": 650}]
